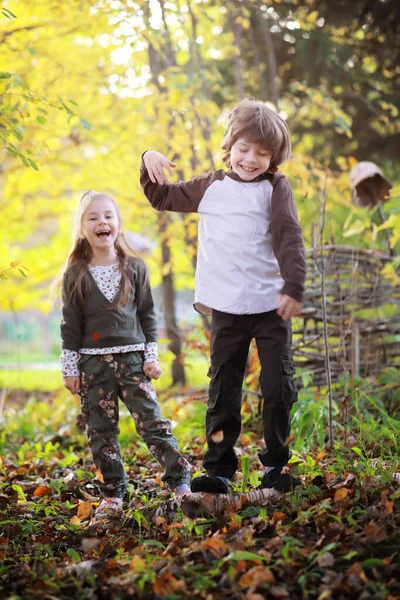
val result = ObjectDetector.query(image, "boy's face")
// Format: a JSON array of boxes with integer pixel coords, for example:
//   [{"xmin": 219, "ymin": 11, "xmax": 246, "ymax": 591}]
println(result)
[{"xmin": 230, "ymin": 138, "xmax": 272, "ymax": 180}]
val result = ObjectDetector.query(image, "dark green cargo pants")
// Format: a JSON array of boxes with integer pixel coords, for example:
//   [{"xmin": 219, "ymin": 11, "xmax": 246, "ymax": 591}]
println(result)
[{"xmin": 78, "ymin": 351, "xmax": 191, "ymax": 498}]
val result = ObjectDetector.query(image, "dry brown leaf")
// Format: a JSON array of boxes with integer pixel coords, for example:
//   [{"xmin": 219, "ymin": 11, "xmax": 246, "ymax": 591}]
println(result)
[
  {"xmin": 77, "ymin": 501, "xmax": 92, "ymax": 521},
  {"xmin": 317, "ymin": 552, "xmax": 335, "ymax": 567},
  {"xmin": 130, "ymin": 555, "xmax": 146, "ymax": 573},
  {"xmin": 154, "ymin": 516, "xmax": 167, "ymax": 526},
  {"xmin": 347, "ymin": 562, "xmax": 367, "ymax": 583},
  {"xmin": 381, "ymin": 491, "xmax": 394, "ymax": 514},
  {"xmin": 285, "ymin": 434, "xmax": 296, "ymax": 444},
  {"xmin": 334, "ymin": 487, "xmax": 349, "ymax": 502},
  {"xmin": 81, "ymin": 538, "xmax": 101, "ymax": 553},
  {"xmin": 95, "ymin": 470, "xmax": 104, "ymax": 483},
  {"xmin": 363, "ymin": 523, "xmax": 386, "ymax": 543},
  {"xmin": 241, "ymin": 433, "xmax": 252, "ymax": 446},
  {"xmin": 153, "ymin": 573, "xmax": 184, "ymax": 595},
  {"xmin": 270, "ymin": 586, "xmax": 290, "ymax": 598},
  {"xmin": 202, "ymin": 536, "xmax": 228, "ymax": 558},
  {"xmin": 33, "ymin": 486, "xmax": 52, "ymax": 497},
  {"xmin": 238, "ymin": 566, "xmax": 275, "ymax": 588},
  {"xmin": 70, "ymin": 515, "xmax": 81, "ymax": 526},
  {"xmin": 211, "ymin": 430, "xmax": 224, "ymax": 443},
  {"xmin": 273, "ymin": 511, "xmax": 287, "ymax": 523},
  {"xmin": 244, "ymin": 593, "xmax": 265, "ymax": 600}
]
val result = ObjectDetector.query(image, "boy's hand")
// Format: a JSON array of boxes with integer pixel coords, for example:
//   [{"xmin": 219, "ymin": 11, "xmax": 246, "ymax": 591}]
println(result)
[
  {"xmin": 144, "ymin": 362, "xmax": 162, "ymax": 380},
  {"xmin": 278, "ymin": 294, "xmax": 302, "ymax": 320},
  {"xmin": 63, "ymin": 375, "xmax": 80, "ymax": 394},
  {"xmin": 143, "ymin": 150, "xmax": 176, "ymax": 184}
]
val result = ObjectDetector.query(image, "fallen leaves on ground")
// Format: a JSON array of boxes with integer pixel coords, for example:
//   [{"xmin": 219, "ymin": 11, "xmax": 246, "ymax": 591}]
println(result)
[{"xmin": 0, "ymin": 391, "xmax": 399, "ymax": 599}]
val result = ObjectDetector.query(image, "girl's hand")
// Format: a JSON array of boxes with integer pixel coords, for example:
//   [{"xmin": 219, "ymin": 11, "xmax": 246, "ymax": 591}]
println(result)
[
  {"xmin": 277, "ymin": 294, "xmax": 302, "ymax": 320},
  {"xmin": 143, "ymin": 150, "xmax": 176, "ymax": 184},
  {"xmin": 143, "ymin": 362, "xmax": 162, "ymax": 380},
  {"xmin": 63, "ymin": 375, "xmax": 80, "ymax": 394}
]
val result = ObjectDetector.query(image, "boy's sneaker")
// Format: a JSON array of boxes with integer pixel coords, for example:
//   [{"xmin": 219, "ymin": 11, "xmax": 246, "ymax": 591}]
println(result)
[
  {"xmin": 260, "ymin": 467, "xmax": 283, "ymax": 489},
  {"xmin": 190, "ymin": 475, "xmax": 229, "ymax": 494},
  {"xmin": 94, "ymin": 497, "xmax": 123, "ymax": 518},
  {"xmin": 260, "ymin": 468, "xmax": 301, "ymax": 492}
]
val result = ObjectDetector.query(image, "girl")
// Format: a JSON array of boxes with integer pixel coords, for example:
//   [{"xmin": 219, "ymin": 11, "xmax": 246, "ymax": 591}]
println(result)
[{"xmin": 60, "ymin": 190, "xmax": 191, "ymax": 518}]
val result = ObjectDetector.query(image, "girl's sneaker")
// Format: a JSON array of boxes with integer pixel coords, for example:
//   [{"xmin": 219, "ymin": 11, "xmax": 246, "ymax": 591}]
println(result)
[
  {"xmin": 175, "ymin": 483, "xmax": 191, "ymax": 497},
  {"xmin": 94, "ymin": 497, "xmax": 123, "ymax": 518}
]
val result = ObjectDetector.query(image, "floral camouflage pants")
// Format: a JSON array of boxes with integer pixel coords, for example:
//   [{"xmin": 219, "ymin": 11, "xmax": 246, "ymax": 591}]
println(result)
[{"xmin": 78, "ymin": 351, "xmax": 191, "ymax": 498}]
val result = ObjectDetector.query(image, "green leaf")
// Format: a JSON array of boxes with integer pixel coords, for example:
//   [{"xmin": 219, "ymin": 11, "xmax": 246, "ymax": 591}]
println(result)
[
  {"xmin": 240, "ymin": 506, "xmax": 261, "ymax": 518},
  {"xmin": 21, "ymin": 156, "xmax": 29, "ymax": 168},
  {"xmin": 2, "ymin": 8, "xmax": 17, "ymax": 19},
  {"xmin": 351, "ymin": 446, "xmax": 364, "ymax": 458},
  {"xmin": 223, "ymin": 551, "xmax": 265, "ymax": 563},
  {"xmin": 301, "ymin": 372, "xmax": 313, "ymax": 388},
  {"xmin": 36, "ymin": 116, "xmax": 47, "ymax": 124},
  {"xmin": 12, "ymin": 484, "xmax": 27, "ymax": 501},
  {"xmin": 389, "ymin": 488, "xmax": 400, "ymax": 500},
  {"xmin": 343, "ymin": 551, "xmax": 358, "ymax": 560},
  {"xmin": 142, "ymin": 539, "xmax": 166, "ymax": 549},
  {"xmin": 28, "ymin": 158, "xmax": 39, "ymax": 171},
  {"xmin": 67, "ymin": 548, "xmax": 81, "ymax": 562},
  {"xmin": 0, "ymin": 72, "xmax": 12, "ymax": 79},
  {"xmin": 361, "ymin": 558, "xmax": 383, "ymax": 569},
  {"xmin": 18, "ymin": 268, "xmax": 28, "ymax": 277},
  {"xmin": 80, "ymin": 118, "xmax": 91, "ymax": 131}
]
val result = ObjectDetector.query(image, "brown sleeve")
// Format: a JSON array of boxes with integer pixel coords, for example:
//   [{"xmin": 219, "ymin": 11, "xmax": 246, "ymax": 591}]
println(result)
[
  {"xmin": 140, "ymin": 153, "xmax": 224, "ymax": 213},
  {"xmin": 270, "ymin": 176, "xmax": 306, "ymax": 303},
  {"xmin": 133, "ymin": 258, "xmax": 158, "ymax": 343},
  {"xmin": 60, "ymin": 266, "xmax": 84, "ymax": 352}
]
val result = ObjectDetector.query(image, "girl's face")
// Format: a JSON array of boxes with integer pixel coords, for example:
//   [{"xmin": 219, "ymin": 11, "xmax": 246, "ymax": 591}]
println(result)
[
  {"xmin": 230, "ymin": 138, "xmax": 272, "ymax": 180},
  {"xmin": 81, "ymin": 197, "xmax": 120, "ymax": 255}
]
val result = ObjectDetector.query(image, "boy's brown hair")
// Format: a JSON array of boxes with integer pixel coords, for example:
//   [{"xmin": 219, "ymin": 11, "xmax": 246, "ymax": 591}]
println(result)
[{"xmin": 221, "ymin": 98, "xmax": 291, "ymax": 172}]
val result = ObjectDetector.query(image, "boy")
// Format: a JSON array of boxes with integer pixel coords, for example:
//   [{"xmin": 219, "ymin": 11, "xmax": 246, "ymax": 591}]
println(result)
[{"xmin": 140, "ymin": 98, "xmax": 306, "ymax": 493}]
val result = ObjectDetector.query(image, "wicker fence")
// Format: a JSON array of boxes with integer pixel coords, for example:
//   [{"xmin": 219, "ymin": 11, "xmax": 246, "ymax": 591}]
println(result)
[{"xmin": 293, "ymin": 245, "xmax": 400, "ymax": 388}]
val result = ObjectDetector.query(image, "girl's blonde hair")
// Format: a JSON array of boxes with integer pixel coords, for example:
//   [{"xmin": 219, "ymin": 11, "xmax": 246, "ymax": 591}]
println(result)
[
  {"xmin": 63, "ymin": 190, "xmax": 135, "ymax": 308},
  {"xmin": 221, "ymin": 98, "xmax": 291, "ymax": 172}
]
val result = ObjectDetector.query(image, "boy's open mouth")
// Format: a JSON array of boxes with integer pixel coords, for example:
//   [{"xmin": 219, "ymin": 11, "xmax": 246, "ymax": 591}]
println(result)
[
  {"xmin": 240, "ymin": 165, "xmax": 258, "ymax": 173},
  {"xmin": 96, "ymin": 230, "xmax": 111, "ymax": 238}
]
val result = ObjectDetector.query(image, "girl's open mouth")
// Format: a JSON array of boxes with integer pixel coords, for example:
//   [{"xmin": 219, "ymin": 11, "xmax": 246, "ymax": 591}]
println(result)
[{"xmin": 96, "ymin": 231, "xmax": 111, "ymax": 238}]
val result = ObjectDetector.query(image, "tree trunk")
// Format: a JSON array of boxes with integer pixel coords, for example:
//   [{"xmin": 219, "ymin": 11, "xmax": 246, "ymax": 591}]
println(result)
[
  {"xmin": 228, "ymin": 9, "xmax": 245, "ymax": 99},
  {"xmin": 143, "ymin": 1, "xmax": 185, "ymax": 385},
  {"xmin": 158, "ymin": 212, "xmax": 186, "ymax": 385},
  {"xmin": 260, "ymin": 14, "xmax": 280, "ymax": 109}
]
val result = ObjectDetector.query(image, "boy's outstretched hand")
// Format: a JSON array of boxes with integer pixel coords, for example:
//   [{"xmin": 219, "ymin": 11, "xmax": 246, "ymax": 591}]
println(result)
[
  {"xmin": 278, "ymin": 294, "xmax": 302, "ymax": 320},
  {"xmin": 143, "ymin": 150, "xmax": 176, "ymax": 184},
  {"xmin": 144, "ymin": 361, "xmax": 162, "ymax": 380}
]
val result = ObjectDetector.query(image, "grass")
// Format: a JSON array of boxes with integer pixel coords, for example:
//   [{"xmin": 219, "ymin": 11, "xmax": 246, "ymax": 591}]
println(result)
[
  {"xmin": 0, "ymin": 355, "xmax": 209, "ymax": 394},
  {"xmin": 0, "ymin": 367, "xmax": 398, "ymax": 599},
  {"xmin": 0, "ymin": 369, "xmax": 63, "ymax": 392}
]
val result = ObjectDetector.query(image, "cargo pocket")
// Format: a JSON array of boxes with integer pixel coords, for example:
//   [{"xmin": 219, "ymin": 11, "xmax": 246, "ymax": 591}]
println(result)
[
  {"xmin": 207, "ymin": 364, "xmax": 223, "ymax": 411},
  {"xmin": 281, "ymin": 359, "xmax": 297, "ymax": 406}
]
